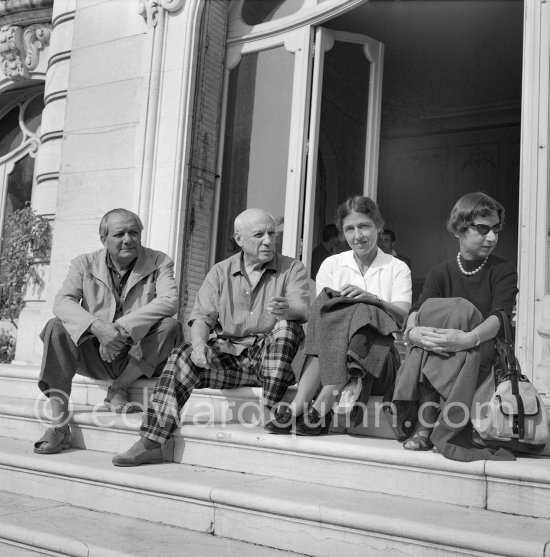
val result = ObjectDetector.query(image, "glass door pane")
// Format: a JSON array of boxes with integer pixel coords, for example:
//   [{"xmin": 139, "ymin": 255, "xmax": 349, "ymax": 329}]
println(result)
[
  {"xmin": 216, "ymin": 46, "xmax": 295, "ymax": 261},
  {"xmin": 301, "ymin": 28, "xmax": 384, "ymax": 276},
  {"xmin": 0, "ymin": 154, "xmax": 35, "ymax": 287},
  {"xmin": 314, "ymin": 40, "xmax": 371, "ymax": 219}
]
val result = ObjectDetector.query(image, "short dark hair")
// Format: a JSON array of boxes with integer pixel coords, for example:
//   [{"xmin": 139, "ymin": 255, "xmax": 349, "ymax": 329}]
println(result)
[
  {"xmin": 99, "ymin": 209, "xmax": 143, "ymax": 237},
  {"xmin": 322, "ymin": 223, "xmax": 339, "ymax": 242},
  {"xmin": 447, "ymin": 192, "xmax": 505, "ymax": 236},
  {"xmin": 336, "ymin": 196, "xmax": 384, "ymax": 232},
  {"xmin": 381, "ymin": 228, "xmax": 396, "ymax": 242}
]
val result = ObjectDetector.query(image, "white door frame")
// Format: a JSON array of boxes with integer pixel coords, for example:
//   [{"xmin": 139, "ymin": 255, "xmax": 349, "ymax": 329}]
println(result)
[{"xmin": 517, "ymin": 0, "xmax": 550, "ymax": 392}]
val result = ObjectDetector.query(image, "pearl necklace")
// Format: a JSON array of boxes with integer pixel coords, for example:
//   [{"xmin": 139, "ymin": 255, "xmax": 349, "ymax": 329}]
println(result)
[{"xmin": 456, "ymin": 252, "xmax": 488, "ymax": 276}]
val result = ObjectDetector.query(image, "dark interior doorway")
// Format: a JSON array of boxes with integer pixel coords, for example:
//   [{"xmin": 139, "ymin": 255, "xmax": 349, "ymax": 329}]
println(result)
[{"xmin": 322, "ymin": 0, "xmax": 523, "ymax": 300}]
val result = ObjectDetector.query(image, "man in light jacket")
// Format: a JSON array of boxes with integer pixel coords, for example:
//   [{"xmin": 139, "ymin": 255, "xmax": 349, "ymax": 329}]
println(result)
[{"xmin": 34, "ymin": 208, "xmax": 183, "ymax": 455}]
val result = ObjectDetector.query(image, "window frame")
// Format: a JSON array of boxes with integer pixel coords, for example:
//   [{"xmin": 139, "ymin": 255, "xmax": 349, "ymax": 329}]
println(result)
[{"xmin": 0, "ymin": 89, "xmax": 42, "ymax": 237}]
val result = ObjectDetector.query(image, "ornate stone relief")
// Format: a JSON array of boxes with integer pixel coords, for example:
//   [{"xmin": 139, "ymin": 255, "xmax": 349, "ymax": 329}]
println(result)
[
  {"xmin": 0, "ymin": 24, "xmax": 23, "ymax": 77},
  {"xmin": 0, "ymin": 0, "xmax": 53, "ymax": 26},
  {"xmin": 24, "ymin": 23, "xmax": 50, "ymax": 70},
  {"xmin": 0, "ymin": 22, "xmax": 50, "ymax": 78},
  {"xmin": 138, "ymin": 0, "xmax": 185, "ymax": 27}
]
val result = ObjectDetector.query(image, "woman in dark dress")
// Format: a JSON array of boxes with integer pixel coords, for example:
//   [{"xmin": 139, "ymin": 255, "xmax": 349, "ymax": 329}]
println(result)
[{"xmin": 392, "ymin": 192, "xmax": 518, "ymax": 462}]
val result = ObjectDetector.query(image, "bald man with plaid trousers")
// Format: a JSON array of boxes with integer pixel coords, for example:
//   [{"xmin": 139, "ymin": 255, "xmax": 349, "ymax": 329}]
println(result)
[{"xmin": 113, "ymin": 245, "xmax": 309, "ymax": 466}]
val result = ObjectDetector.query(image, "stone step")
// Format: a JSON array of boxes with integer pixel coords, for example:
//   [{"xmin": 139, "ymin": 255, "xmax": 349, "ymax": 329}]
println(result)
[
  {"xmin": 0, "ymin": 489, "xmax": 299, "ymax": 557},
  {"xmin": 0, "ymin": 363, "xmax": 396, "ymax": 438},
  {"xmin": 18, "ymin": 363, "xmax": 550, "ymax": 448},
  {"xmin": 0, "ymin": 544, "xmax": 46, "ymax": 556},
  {"xmin": 173, "ymin": 423, "xmax": 550, "ymax": 520},
  {"xmin": 0, "ymin": 437, "xmax": 549, "ymax": 557},
  {"xmin": 1, "ymin": 394, "xmax": 549, "ymax": 520},
  {"xmin": 1, "ymin": 359, "xmax": 547, "ymax": 448},
  {"xmin": 0, "ymin": 363, "xmax": 266, "ymax": 424}
]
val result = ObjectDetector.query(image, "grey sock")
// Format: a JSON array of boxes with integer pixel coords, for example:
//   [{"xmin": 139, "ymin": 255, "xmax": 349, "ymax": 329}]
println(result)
[{"xmin": 141, "ymin": 437, "xmax": 161, "ymax": 450}]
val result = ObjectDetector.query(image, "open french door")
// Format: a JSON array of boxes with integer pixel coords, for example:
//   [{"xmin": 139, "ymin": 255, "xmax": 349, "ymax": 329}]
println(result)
[
  {"xmin": 214, "ymin": 26, "xmax": 382, "ymax": 273},
  {"xmin": 300, "ymin": 27, "xmax": 384, "ymax": 275}
]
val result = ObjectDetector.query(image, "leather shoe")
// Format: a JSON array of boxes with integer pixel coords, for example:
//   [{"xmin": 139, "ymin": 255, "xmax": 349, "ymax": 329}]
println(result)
[
  {"xmin": 295, "ymin": 406, "xmax": 333, "ymax": 436},
  {"xmin": 112, "ymin": 440, "xmax": 163, "ymax": 467},
  {"xmin": 265, "ymin": 405, "xmax": 293, "ymax": 434}
]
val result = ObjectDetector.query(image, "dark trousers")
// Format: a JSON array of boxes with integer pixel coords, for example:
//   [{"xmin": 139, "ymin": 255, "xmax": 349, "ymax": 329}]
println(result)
[{"xmin": 38, "ymin": 317, "xmax": 183, "ymax": 397}]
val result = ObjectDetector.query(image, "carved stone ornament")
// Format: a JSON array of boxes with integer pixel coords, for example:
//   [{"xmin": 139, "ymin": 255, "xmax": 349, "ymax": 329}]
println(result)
[
  {"xmin": 0, "ymin": 21, "xmax": 50, "ymax": 78},
  {"xmin": 0, "ymin": 24, "xmax": 24, "ymax": 77},
  {"xmin": 0, "ymin": 0, "xmax": 53, "ymax": 27},
  {"xmin": 23, "ymin": 23, "xmax": 50, "ymax": 70},
  {"xmin": 138, "ymin": 0, "xmax": 185, "ymax": 27},
  {"xmin": 0, "ymin": 0, "xmax": 53, "ymax": 16}
]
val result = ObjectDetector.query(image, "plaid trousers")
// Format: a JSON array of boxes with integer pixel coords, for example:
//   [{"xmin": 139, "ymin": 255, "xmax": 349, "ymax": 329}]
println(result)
[{"xmin": 140, "ymin": 320, "xmax": 304, "ymax": 442}]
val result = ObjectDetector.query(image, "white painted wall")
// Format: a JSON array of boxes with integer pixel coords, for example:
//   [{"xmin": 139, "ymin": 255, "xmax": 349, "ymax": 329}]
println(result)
[{"xmin": 16, "ymin": 0, "xmax": 203, "ymax": 363}]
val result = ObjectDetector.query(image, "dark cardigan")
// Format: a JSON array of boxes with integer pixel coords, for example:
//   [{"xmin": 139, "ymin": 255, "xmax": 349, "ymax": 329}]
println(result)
[{"xmin": 413, "ymin": 255, "xmax": 517, "ymax": 319}]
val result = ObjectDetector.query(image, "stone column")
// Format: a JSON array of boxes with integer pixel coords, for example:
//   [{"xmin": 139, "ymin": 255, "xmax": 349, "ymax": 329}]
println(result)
[{"xmin": 14, "ymin": 0, "xmax": 76, "ymax": 363}]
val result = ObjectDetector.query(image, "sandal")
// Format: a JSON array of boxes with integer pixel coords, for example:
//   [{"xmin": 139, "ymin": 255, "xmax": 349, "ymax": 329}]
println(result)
[
  {"xmin": 34, "ymin": 426, "xmax": 71, "ymax": 454},
  {"xmin": 403, "ymin": 428, "xmax": 434, "ymax": 451},
  {"xmin": 104, "ymin": 385, "xmax": 139, "ymax": 413}
]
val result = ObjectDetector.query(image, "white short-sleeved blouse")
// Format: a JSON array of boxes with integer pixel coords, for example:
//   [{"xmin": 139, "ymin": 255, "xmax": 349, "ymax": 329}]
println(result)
[{"xmin": 315, "ymin": 248, "xmax": 412, "ymax": 305}]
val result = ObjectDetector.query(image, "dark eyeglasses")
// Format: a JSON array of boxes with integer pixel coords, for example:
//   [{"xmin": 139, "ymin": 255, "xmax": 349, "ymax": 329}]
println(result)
[{"xmin": 469, "ymin": 222, "xmax": 504, "ymax": 235}]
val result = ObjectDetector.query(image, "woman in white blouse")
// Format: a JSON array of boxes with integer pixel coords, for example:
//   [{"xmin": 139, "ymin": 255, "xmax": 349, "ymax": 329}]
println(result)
[{"xmin": 265, "ymin": 196, "xmax": 412, "ymax": 435}]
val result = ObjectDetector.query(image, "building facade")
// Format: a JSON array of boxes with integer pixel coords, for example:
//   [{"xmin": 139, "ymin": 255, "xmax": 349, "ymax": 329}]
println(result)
[{"xmin": 0, "ymin": 0, "xmax": 548, "ymax": 399}]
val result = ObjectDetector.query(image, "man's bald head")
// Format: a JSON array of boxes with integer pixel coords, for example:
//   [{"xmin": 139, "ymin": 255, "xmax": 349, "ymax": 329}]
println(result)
[
  {"xmin": 233, "ymin": 209, "xmax": 276, "ymax": 267},
  {"xmin": 234, "ymin": 208, "xmax": 274, "ymax": 235}
]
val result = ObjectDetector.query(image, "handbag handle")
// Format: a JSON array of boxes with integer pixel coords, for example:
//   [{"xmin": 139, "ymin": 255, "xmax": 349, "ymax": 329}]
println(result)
[
  {"xmin": 494, "ymin": 309, "xmax": 528, "ymax": 439},
  {"xmin": 494, "ymin": 310, "xmax": 519, "ymax": 376}
]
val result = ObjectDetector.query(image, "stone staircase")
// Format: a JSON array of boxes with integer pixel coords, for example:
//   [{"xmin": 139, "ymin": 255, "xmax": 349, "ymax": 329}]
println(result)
[{"xmin": 0, "ymin": 363, "xmax": 549, "ymax": 556}]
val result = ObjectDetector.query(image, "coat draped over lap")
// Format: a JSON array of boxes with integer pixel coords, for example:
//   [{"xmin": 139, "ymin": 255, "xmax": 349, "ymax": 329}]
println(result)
[
  {"xmin": 304, "ymin": 288, "xmax": 400, "ymax": 385},
  {"xmin": 393, "ymin": 297, "xmax": 515, "ymax": 462}
]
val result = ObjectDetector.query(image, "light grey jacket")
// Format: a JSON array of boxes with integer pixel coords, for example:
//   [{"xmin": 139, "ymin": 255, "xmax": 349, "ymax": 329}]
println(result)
[{"xmin": 53, "ymin": 246, "xmax": 179, "ymax": 345}]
